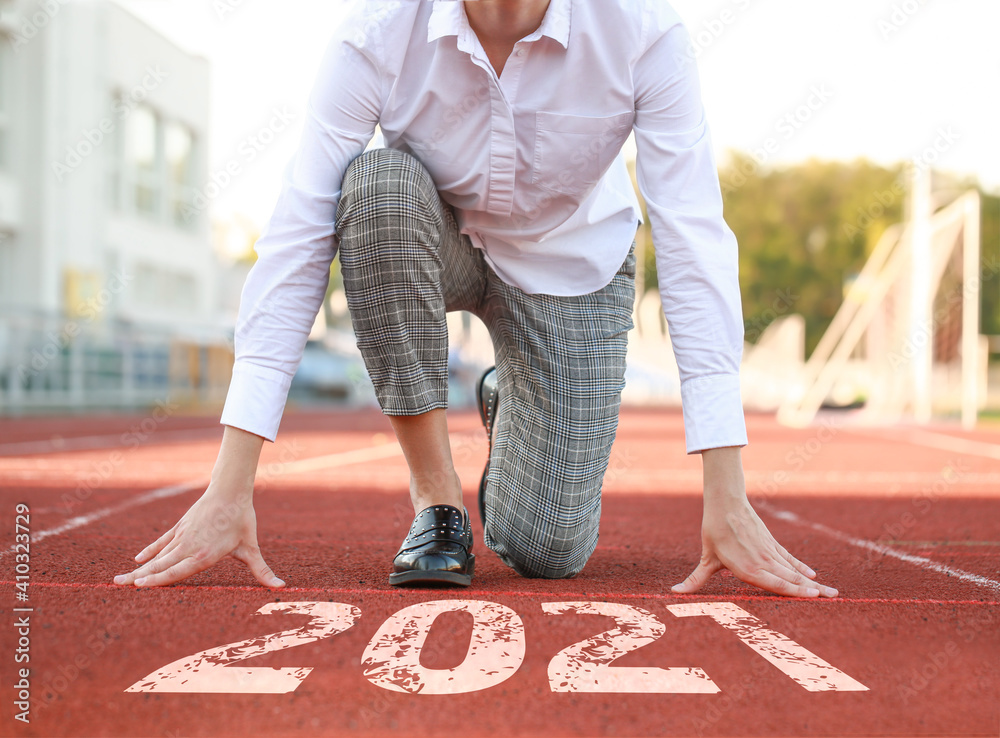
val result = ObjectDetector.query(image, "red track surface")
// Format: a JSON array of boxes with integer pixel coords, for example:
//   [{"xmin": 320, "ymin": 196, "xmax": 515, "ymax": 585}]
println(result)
[{"xmin": 1, "ymin": 408, "xmax": 998, "ymax": 737}]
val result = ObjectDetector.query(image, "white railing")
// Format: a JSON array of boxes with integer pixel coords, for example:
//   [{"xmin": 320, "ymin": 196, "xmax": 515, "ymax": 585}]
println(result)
[{"xmin": 0, "ymin": 308, "xmax": 234, "ymax": 414}]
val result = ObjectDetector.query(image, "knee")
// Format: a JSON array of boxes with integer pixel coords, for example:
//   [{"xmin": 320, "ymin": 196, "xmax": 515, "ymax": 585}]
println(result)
[
  {"xmin": 506, "ymin": 544, "xmax": 594, "ymax": 580},
  {"xmin": 336, "ymin": 148, "xmax": 432, "ymax": 230},
  {"xmin": 343, "ymin": 147, "xmax": 423, "ymax": 189},
  {"xmin": 491, "ymin": 525, "xmax": 598, "ymax": 580}
]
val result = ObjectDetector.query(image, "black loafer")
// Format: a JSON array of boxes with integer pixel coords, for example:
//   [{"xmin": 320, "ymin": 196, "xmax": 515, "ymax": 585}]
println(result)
[
  {"xmin": 476, "ymin": 366, "xmax": 498, "ymax": 527},
  {"xmin": 389, "ymin": 505, "xmax": 475, "ymax": 587}
]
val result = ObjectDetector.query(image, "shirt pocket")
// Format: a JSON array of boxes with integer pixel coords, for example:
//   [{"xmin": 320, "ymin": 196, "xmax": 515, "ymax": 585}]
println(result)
[{"xmin": 532, "ymin": 111, "xmax": 635, "ymax": 196}]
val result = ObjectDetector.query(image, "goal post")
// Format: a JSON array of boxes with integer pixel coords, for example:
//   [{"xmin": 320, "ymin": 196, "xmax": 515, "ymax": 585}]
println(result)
[{"xmin": 776, "ymin": 166, "xmax": 983, "ymax": 429}]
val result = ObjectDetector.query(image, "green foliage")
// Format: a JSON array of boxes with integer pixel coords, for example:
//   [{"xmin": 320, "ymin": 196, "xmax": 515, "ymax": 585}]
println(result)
[
  {"xmin": 721, "ymin": 154, "xmax": 909, "ymax": 356},
  {"xmin": 980, "ymin": 192, "xmax": 1000, "ymax": 338},
  {"xmin": 631, "ymin": 154, "xmax": 999, "ymax": 358}
]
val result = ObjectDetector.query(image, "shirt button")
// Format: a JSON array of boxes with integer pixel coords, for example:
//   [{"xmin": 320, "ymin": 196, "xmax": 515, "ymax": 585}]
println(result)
[{"xmin": 516, "ymin": 49, "xmax": 525, "ymax": 57}]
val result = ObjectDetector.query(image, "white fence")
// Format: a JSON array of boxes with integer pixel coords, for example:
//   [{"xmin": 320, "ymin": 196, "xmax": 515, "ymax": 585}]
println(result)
[{"xmin": 0, "ymin": 309, "xmax": 233, "ymax": 414}]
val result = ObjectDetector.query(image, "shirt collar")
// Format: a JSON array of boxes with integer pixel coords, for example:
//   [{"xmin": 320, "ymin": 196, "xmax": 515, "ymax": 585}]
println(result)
[{"xmin": 428, "ymin": 0, "xmax": 571, "ymax": 49}]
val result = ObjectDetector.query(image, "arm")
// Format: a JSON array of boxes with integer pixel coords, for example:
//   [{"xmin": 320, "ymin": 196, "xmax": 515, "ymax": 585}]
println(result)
[
  {"xmin": 632, "ymin": 21, "xmax": 836, "ymax": 597},
  {"xmin": 221, "ymin": 27, "xmax": 383, "ymax": 442},
  {"xmin": 115, "ymin": 18, "xmax": 383, "ymax": 588},
  {"xmin": 632, "ymin": 22, "xmax": 746, "ymax": 455}
]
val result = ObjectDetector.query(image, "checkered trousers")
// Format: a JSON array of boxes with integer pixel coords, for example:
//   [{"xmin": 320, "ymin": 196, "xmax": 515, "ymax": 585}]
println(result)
[{"xmin": 335, "ymin": 148, "xmax": 635, "ymax": 579}]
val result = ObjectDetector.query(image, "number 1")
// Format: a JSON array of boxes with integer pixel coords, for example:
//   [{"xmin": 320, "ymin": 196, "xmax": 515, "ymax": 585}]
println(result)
[
  {"xmin": 543, "ymin": 602, "xmax": 719, "ymax": 693},
  {"xmin": 667, "ymin": 602, "xmax": 868, "ymax": 692}
]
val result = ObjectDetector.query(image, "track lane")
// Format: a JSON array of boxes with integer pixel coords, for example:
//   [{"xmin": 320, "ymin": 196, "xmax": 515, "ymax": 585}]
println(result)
[{"xmin": 2, "ymin": 408, "xmax": 999, "ymax": 736}]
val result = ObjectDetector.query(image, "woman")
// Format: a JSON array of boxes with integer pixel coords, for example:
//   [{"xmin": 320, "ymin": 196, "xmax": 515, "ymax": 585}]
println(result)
[{"xmin": 115, "ymin": 0, "xmax": 837, "ymax": 599}]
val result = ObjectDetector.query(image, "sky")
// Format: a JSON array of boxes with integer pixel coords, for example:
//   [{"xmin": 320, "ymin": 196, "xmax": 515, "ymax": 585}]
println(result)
[{"xmin": 116, "ymin": 0, "xmax": 1000, "ymax": 252}]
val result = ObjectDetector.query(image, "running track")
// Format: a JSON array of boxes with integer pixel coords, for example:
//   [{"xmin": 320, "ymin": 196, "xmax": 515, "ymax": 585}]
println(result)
[{"xmin": 1, "ymin": 407, "xmax": 998, "ymax": 737}]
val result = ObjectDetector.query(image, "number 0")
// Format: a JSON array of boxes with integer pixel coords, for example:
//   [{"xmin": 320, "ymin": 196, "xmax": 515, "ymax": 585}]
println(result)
[{"xmin": 362, "ymin": 600, "xmax": 525, "ymax": 694}]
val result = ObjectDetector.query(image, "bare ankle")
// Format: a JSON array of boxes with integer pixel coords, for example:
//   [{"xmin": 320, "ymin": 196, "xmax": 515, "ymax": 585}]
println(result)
[{"xmin": 410, "ymin": 470, "xmax": 464, "ymax": 514}]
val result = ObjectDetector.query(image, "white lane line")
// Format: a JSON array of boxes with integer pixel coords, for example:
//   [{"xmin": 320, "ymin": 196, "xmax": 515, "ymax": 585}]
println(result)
[
  {"xmin": 0, "ymin": 427, "xmax": 223, "ymax": 456},
  {"xmin": 1, "ymin": 442, "xmax": 404, "ymax": 559},
  {"xmin": 0, "ymin": 480, "xmax": 205, "ymax": 560},
  {"xmin": 855, "ymin": 427, "xmax": 1000, "ymax": 461},
  {"xmin": 759, "ymin": 503, "xmax": 1000, "ymax": 595},
  {"xmin": 265, "ymin": 442, "xmax": 402, "ymax": 475}
]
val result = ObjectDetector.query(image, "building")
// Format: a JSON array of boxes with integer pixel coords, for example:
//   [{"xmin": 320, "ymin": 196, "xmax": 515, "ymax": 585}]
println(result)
[{"xmin": 0, "ymin": 0, "xmax": 231, "ymax": 412}]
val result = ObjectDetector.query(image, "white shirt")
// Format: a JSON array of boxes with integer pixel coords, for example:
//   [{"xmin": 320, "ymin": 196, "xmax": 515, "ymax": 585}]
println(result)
[{"xmin": 221, "ymin": 0, "xmax": 748, "ymax": 454}]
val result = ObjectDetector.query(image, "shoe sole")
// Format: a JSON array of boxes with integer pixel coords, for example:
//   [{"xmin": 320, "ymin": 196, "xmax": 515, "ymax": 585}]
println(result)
[
  {"xmin": 476, "ymin": 367, "xmax": 497, "ymax": 529},
  {"xmin": 388, "ymin": 556, "xmax": 475, "ymax": 588},
  {"xmin": 478, "ymin": 463, "xmax": 489, "ymax": 528}
]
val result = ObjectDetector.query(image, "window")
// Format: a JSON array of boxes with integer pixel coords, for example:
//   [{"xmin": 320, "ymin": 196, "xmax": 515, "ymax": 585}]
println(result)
[
  {"xmin": 134, "ymin": 262, "xmax": 199, "ymax": 314},
  {"xmin": 108, "ymin": 99, "xmax": 122, "ymax": 210},
  {"xmin": 0, "ymin": 231, "xmax": 13, "ymax": 307},
  {"xmin": 126, "ymin": 104, "xmax": 161, "ymax": 216},
  {"xmin": 165, "ymin": 122, "xmax": 196, "ymax": 228},
  {"xmin": 114, "ymin": 100, "xmax": 200, "ymax": 230},
  {"xmin": 0, "ymin": 43, "xmax": 10, "ymax": 170}
]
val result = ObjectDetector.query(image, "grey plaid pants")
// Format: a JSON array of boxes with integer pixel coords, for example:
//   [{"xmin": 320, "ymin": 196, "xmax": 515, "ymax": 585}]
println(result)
[{"xmin": 335, "ymin": 148, "xmax": 635, "ymax": 579}]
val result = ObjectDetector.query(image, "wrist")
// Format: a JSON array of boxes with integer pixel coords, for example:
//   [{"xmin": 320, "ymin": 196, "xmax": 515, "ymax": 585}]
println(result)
[
  {"xmin": 701, "ymin": 446, "xmax": 746, "ymax": 502},
  {"xmin": 210, "ymin": 425, "xmax": 266, "ymax": 494},
  {"xmin": 208, "ymin": 465, "xmax": 256, "ymax": 494}
]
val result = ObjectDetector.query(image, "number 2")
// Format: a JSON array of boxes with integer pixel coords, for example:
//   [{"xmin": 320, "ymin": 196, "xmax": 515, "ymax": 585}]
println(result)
[
  {"xmin": 543, "ymin": 602, "xmax": 718, "ymax": 693},
  {"xmin": 125, "ymin": 602, "xmax": 360, "ymax": 694}
]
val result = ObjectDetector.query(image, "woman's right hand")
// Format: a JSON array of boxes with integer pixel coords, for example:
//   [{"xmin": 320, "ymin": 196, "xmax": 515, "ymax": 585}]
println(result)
[
  {"xmin": 112, "ymin": 425, "xmax": 284, "ymax": 589},
  {"xmin": 112, "ymin": 484, "xmax": 284, "ymax": 588}
]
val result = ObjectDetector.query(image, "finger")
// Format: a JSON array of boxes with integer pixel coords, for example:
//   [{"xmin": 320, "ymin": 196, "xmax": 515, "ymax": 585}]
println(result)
[
  {"xmin": 116, "ymin": 533, "xmax": 190, "ymax": 585},
  {"xmin": 115, "ymin": 546, "xmax": 189, "ymax": 586},
  {"xmin": 747, "ymin": 560, "xmax": 839, "ymax": 598},
  {"xmin": 748, "ymin": 569, "xmax": 824, "ymax": 598},
  {"xmin": 671, "ymin": 559, "xmax": 721, "ymax": 594},
  {"xmin": 776, "ymin": 560, "xmax": 838, "ymax": 597},
  {"xmin": 137, "ymin": 535, "xmax": 184, "ymax": 572},
  {"xmin": 775, "ymin": 544, "xmax": 817, "ymax": 579},
  {"xmin": 235, "ymin": 546, "xmax": 285, "ymax": 588},
  {"xmin": 761, "ymin": 556, "xmax": 839, "ymax": 598},
  {"xmin": 133, "ymin": 556, "xmax": 207, "ymax": 588},
  {"xmin": 134, "ymin": 524, "xmax": 179, "ymax": 564}
]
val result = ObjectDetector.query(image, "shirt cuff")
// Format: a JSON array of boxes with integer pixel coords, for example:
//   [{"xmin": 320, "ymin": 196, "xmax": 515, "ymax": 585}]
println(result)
[
  {"xmin": 679, "ymin": 374, "xmax": 748, "ymax": 454},
  {"xmin": 219, "ymin": 362, "xmax": 294, "ymax": 443}
]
